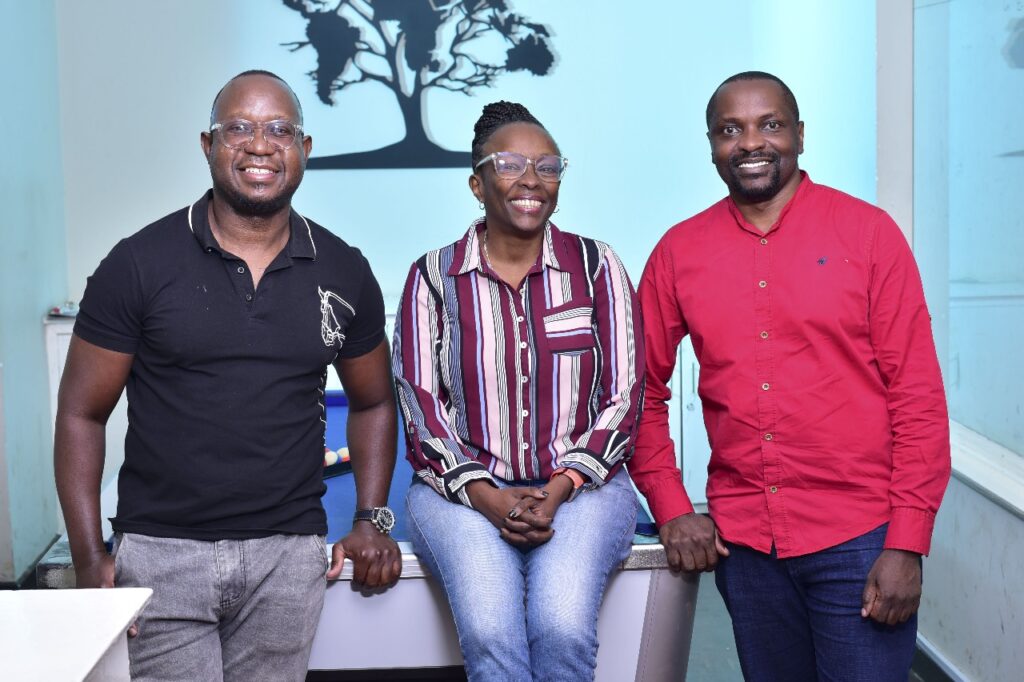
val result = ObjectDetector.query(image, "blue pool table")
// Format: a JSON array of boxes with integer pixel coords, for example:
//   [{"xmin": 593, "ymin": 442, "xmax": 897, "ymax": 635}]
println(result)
[{"xmin": 312, "ymin": 393, "xmax": 697, "ymax": 681}]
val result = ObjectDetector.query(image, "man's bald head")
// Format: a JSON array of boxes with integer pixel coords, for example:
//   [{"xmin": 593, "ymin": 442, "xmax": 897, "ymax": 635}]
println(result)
[{"xmin": 210, "ymin": 70, "xmax": 303, "ymax": 127}]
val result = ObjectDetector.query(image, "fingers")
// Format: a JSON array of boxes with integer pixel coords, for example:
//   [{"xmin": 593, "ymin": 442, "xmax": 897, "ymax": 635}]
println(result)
[
  {"xmin": 500, "ymin": 526, "xmax": 554, "ymax": 547},
  {"xmin": 659, "ymin": 514, "xmax": 722, "ymax": 574},
  {"xmin": 326, "ymin": 544, "xmax": 347, "ymax": 580},
  {"xmin": 663, "ymin": 542, "xmax": 683, "ymax": 572},
  {"xmin": 127, "ymin": 622, "xmax": 139, "ymax": 638},
  {"xmin": 714, "ymin": 531, "xmax": 730, "ymax": 557},
  {"xmin": 511, "ymin": 505, "xmax": 554, "ymax": 530},
  {"xmin": 507, "ymin": 489, "xmax": 549, "ymax": 520},
  {"xmin": 500, "ymin": 528, "xmax": 535, "ymax": 547},
  {"xmin": 338, "ymin": 537, "xmax": 402, "ymax": 588},
  {"xmin": 862, "ymin": 581, "xmax": 906, "ymax": 625}
]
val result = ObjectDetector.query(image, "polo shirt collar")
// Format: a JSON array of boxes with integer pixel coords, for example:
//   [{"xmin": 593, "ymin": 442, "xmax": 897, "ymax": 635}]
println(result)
[
  {"xmin": 448, "ymin": 218, "xmax": 565, "ymax": 276},
  {"xmin": 186, "ymin": 189, "xmax": 318, "ymax": 260},
  {"xmin": 726, "ymin": 171, "xmax": 813, "ymax": 236}
]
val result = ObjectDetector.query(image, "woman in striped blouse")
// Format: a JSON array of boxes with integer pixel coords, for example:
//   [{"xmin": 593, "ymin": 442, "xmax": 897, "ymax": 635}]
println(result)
[{"xmin": 392, "ymin": 101, "xmax": 645, "ymax": 682}]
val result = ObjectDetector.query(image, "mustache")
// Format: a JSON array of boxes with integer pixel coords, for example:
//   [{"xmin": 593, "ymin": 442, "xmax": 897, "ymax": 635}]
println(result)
[{"xmin": 730, "ymin": 151, "xmax": 779, "ymax": 166}]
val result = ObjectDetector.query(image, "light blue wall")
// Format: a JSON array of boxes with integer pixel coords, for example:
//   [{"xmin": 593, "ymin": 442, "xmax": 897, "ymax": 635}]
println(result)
[
  {"xmin": 57, "ymin": 0, "xmax": 877, "ymax": 310},
  {"xmin": 915, "ymin": 0, "xmax": 1024, "ymax": 455},
  {"xmin": 0, "ymin": 0, "xmax": 67, "ymax": 581}
]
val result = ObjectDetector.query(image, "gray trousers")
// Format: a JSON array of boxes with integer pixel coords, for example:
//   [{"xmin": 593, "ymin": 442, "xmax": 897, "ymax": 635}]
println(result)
[{"xmin": 113, "ymin": 532, "xmax": 328, "ymax": 682}]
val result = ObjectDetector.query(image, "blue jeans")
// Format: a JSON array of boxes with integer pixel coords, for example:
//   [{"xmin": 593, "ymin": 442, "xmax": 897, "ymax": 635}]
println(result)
[
  {"xmin": 714, "ymin": 524, "xmax": 917, "ymax": 682},
  {"xmin": 113, "ymin": 532, "xmax": 328, "ymax": 682},
  {"xmin": 407, "ymin": 469, "xmax": 638, "ymax": 682}
]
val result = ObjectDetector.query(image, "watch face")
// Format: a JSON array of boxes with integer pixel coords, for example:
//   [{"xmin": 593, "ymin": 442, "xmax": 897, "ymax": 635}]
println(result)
[{"xmin": 373, "ymin": 507, "xmax": 396, "ymax": 533}]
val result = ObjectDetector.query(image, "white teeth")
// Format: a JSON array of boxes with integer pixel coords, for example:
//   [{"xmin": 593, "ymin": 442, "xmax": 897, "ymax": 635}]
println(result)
[
  {"xmin": 511, "ymin": 199, "xmax": 542, "ymax": 209},
  {"xmin": 739, "ymin": 161, "xmax": 770, "ymax": 168},
  {"xmin": 244, "ymin": 168, "xmax": 274, "ymax": 175}
]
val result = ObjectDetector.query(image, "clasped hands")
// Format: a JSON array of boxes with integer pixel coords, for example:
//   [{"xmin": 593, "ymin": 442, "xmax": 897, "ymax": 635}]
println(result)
[{"xmin": 467, "ymin": 476, "xmax": 574, "ymax": 548}]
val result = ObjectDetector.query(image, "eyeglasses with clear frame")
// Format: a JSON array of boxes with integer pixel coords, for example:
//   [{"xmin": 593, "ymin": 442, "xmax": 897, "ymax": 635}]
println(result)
[
  {"xmin": 474, "ymin": 152, "xmax": 568, "ymax": 183},
  {"xmin": 209, "ymin": 119, "xmax": 305, "ymax": 151}
]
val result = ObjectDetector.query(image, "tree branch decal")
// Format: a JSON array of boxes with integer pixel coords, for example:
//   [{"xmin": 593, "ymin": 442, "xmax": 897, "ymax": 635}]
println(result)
[{"xmin": 282, "ymin": 0, "xmax": 557, "ymax": 168}]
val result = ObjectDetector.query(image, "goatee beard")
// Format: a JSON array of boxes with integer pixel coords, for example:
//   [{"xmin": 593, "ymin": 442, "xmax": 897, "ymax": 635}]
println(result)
[
  {"xmin": 218, "ymin": 184, "xmax": 295, "ymax": 217},
  {"xmin": 729, "ymin": 153, "xmax": 782, "ymax": 203}
]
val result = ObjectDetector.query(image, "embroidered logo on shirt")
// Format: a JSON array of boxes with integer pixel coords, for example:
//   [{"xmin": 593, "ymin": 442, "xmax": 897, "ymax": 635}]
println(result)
[
  {"xmin": 319, "ymin": 287, "xmax": 354, "ymax": 348},
  {"xmin": 817, "ymin": 256, "xmax": 828, "ymax": 265}
]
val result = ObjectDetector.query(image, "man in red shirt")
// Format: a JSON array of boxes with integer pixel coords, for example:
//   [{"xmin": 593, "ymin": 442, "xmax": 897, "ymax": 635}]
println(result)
[{"xmin": 632, "ymin": 71, "xmax": 950, "ymax": 680}]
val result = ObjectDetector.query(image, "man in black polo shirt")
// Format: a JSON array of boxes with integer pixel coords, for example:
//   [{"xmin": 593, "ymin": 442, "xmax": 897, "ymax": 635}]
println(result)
[{"xmin": 54, "ymin": 70, "xmax": 400, "ymax": 680}]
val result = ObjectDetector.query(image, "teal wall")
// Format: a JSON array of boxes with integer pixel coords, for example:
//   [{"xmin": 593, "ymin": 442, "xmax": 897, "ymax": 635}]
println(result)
[
  {"xmin": 0, "ymin": 0, "xmax": 67, "ymax": 582},
  {"xmin": 57, "ymin": 0, "xmax": 877, "ymax": 309},
  {"xmin": 0, "ymin": 0, "xmax": 877, "ymax": 580}
]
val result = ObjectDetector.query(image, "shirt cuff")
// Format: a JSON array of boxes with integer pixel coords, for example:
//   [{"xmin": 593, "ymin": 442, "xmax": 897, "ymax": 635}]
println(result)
[
  {"xmin": 642, "ymin": 476, "xmax": 695, "ymax": 527},
  {"xmin": 441, "ymin": 462, "xmax": 496, "ymax": 508},
  {"xmin": 883, "ymin": 506, "xmax": 937, "ymax": 555},
  {"xmin": 559, "ymin": 448, "xmax": 612, "ymax": 486}
]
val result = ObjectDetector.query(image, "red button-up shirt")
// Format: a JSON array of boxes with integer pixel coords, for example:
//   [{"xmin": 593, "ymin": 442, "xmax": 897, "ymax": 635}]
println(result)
[{"xmin": 631, "ymin": 174, "xmax": 950, "ymax": 557}]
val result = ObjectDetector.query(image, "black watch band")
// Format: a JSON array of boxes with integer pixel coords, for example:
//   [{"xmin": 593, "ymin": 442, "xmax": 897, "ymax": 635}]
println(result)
[{"xmin": 353, "ymin": 506, "xmax": 396, "ymax": 535}]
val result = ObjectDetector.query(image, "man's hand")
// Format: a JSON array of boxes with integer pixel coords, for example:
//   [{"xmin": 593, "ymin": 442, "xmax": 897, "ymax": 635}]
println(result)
[
  {"xmin": 75, "ymin": 552, "xmax": 138, "ymax": 636},
  {"xmin": 330, "ymin": 524, "xmax": 402, "ymax": 588},
  {"xmin": 861, "ymin": 549, "xmax": 921, "ymax": 625},
  {"xmin": 74, "ymin": 553, "xmax": 115, "ymax": 589},
  {"xmin": 659, "ymin": 512, "xmax": 729, "ymax": 572}
]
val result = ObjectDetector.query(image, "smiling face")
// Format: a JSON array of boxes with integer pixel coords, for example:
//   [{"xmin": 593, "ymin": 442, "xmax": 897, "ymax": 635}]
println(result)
[
  {"xmin": 201, "ymin": 74, "xmax": 311, "ymax": 217},
  {"xmin": 469, "ymin": 122, "xmax": 560, "ymax": 239},
  {"xmin": 707, "ymin": 78, "xmax": 804, "ymax": 205}
]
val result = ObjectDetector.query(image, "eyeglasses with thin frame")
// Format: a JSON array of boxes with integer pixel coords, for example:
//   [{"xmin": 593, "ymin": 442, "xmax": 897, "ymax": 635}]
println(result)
[
  {"xmin": 209, "ymin": 119, "xmax": 305, "ymax": 151},
  {"xmin": 474, "ymin": 152, "xmax": 568, "ymax": 183}
]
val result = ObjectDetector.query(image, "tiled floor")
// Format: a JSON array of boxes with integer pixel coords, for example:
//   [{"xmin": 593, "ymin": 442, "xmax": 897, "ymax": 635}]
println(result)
[{"xmin": 687, "ymin": 572, "xmax": 744, "ymax": 680}]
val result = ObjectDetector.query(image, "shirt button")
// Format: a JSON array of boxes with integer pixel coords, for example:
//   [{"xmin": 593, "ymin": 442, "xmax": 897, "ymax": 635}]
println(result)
[
  {"xmin": 519, "ymin": 341, "xmax": 527, "ymax": 349},
  {"xmin": 517, "ymin": 316, "xmax": 524, "ymax": 322},
  {"xmin": 522, "ymin": 410, "xmax": 529, "ymax": 417},
  {"xmin": 522, "ymin": 442, "xmax": 529, "ymax": 449},
  {"xmin": 760, "ymin": 238, "xmax": 768, "ymax": 245},
  {"xmin": 764, "ymin": 433, "xmax": 773, "ymax": 441},
  {"xmin": 237, "ymin": 266, "xmax": 246, "ymax": 274},
  {"xmin": 769, "ymin": 486, "xmax": 778, "ymax": 493},
  {"xmin": 521, "ymin": 376, "xmax": 528, "ymax": 384},
  {"xmin": 761, "ymin": 382, "xmax": 770, "ymax": 391},
  {"xmin": 206, "ymin": 247, "xmax": 213, "ymax": 253},
  {"xmin": 760, "ymin": 331, "xmax": 769, "ymax": 339},
  {"xmin": 758, "ymin": 280, "xmax": 767, "ymax": 288},
  {"xmin": 245, "ymin": 294, "xmax": 253, "ymax": 302}
]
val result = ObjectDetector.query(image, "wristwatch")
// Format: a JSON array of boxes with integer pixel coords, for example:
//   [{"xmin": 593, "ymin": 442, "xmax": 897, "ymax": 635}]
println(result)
[{"xmin": 353, "ymin": 506, "xmax": 396, "ymax": 535}]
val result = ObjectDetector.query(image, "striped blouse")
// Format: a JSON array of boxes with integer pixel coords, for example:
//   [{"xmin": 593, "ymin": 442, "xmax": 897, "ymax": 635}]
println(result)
[{"xmin": 393, "ymin": 220, "xmax": 644, "ymax": 507}]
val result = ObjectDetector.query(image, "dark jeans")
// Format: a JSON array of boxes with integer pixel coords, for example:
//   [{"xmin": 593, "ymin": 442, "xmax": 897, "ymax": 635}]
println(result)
[{"xmin": 715, "ymin": 524, "xmax": 917, "ymax": 682}]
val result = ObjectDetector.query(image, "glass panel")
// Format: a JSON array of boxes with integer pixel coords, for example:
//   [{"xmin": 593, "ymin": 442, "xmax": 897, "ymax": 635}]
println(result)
[{"xmin": 914, "ymin": 0, "xmax": 1024, "ymax": 456}]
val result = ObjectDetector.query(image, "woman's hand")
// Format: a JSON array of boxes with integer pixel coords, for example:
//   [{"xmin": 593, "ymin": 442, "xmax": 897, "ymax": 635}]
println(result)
[{"xmin": 467, "ymin": 480, "xmax": 557, "ymax": 548}]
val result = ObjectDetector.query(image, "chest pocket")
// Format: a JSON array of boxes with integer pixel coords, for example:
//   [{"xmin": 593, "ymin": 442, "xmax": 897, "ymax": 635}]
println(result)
[{"xmin": 543, "ymin": 301, "xmax": 596, "ymax": 354}]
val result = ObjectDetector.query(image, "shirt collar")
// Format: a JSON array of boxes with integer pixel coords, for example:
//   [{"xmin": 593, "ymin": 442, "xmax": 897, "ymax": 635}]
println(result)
[
  {"xmin": 726, "ymin": 171, "xmax": 813, "ymax": 236},
  {"xmin": 186, "ymin": 189, "xmax": 318, "ymax": 260},
  {"xmin": 448, "ymin": 218, "xmax": 565, "ymax": 276}
]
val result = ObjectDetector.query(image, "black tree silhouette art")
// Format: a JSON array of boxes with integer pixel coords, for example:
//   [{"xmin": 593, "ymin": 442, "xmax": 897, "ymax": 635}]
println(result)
[{"xmin": 282, "ymin": 0, "xmax": 557, "ymax": 169}]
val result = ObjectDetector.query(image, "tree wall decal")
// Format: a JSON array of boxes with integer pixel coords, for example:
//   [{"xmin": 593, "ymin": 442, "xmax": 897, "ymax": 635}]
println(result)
[{"xmin": 282, "ymin": 0, "xmax": 557, "ymax": 169}]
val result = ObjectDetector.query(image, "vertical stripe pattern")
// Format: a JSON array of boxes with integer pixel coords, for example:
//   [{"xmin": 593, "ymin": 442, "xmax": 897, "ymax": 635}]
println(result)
[{"xmin": 393, "ymin": 220, "xmax": 645, "ymax": 504}]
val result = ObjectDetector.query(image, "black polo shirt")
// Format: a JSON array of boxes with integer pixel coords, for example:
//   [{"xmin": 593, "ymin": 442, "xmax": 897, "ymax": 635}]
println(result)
[{"xmin": 76, "ymin": 190, "xmax": 385, "ymax": 539}]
